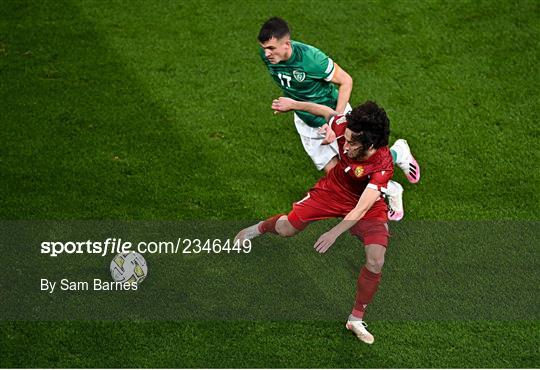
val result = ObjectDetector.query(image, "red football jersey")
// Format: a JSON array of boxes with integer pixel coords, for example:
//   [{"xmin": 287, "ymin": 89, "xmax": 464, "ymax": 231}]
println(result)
[{"xmin": 307, "ymin": 114, "xmax": 394, "ymax": 217}]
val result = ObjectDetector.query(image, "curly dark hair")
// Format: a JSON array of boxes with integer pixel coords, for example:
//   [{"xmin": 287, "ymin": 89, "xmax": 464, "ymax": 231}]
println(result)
[
  {"xmin": 346, "ymin": 101, "xmax": 390, "ymax": 149},
  {"xmin": 258, "ymin": 17, "xmax": 290, "ymax": 43}
]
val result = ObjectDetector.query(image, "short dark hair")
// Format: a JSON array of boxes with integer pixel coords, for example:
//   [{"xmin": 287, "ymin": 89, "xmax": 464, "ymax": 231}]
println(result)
[
  {"xmin": 258, "ymin": 17, "xmax": 290, "ymax": 43},
  {"xmin": 346, "ymin": 101, "xmax": 390, "ymax": 149}
]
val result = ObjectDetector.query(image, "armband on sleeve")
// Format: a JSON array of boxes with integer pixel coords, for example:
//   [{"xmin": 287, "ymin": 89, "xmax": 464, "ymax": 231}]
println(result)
[
  {"xmin": 306, "ymin": 47, "xmax": 335, "ymax": 81},
  {"xmin": 323, "ymin": 58, "xmax": 335, "ymax": 81}
]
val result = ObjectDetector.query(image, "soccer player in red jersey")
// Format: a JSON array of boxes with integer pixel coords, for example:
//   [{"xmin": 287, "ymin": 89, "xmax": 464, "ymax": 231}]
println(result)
[
  {"xmin": 257, "ymin": 17, "xmax": 421, "ymax": 221},
  {"xmin": 235, "ymin": 97, "xmax": 395, "ymax": 344}
]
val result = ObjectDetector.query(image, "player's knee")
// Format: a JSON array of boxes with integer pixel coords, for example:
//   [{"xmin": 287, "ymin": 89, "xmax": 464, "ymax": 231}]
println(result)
[
  {"xmin": 276, "ymin": 226, "xmax": 297, "ymax": 237},
  {"xmin": 275, "ymin": 220, "xmax": 298, "ymax": 237},
  {"xmin": 365, "ymin": 256, "xmax": 385, "ymax": 273}
]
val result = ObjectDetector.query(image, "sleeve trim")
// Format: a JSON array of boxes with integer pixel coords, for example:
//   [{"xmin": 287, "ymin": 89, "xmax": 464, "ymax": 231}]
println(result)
[
  {"xmin": 324, "ymin": 58, "xmax": 335, "ymax": 81},
  {"xmin": 327, "ymin": 115, "xmax": 336, "ymax": 126},
  {"xmin": 367, "ymin": 183, "xmax": 379, "ymax": 191}
]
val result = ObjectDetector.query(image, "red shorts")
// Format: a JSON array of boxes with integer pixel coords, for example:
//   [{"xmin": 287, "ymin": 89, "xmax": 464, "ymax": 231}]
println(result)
[{"xmin": 287, "ymin": 189, "xmax": 389, "ymax": 247}]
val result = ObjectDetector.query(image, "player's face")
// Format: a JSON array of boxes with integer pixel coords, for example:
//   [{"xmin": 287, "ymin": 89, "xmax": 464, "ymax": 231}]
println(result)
[
  {"xmin": 259, "ymin": 37, "xmax": 291, "ymax": 64},
  {"xmin": 343, "ymin": 129, "xmax": 369, "ymax": 160}
]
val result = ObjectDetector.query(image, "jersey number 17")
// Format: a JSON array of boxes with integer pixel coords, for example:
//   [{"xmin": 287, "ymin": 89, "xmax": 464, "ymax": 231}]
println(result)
[{"xmin": 277, "ymin": 73, "xmax": 291, "ymax": 88}]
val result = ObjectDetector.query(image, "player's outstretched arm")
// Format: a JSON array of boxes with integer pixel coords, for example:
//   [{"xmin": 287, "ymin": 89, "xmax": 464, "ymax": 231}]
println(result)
[
  {"xmin": 272, "ymin": 97, "xmax": 337, "ymax": 121},
  {"xmin": 314, "ymin": 187, "xmax": 380, "ymax": 253},
  {"xmin": 330, "ymin": 63, "xmax": 353, "ymax": 114}
]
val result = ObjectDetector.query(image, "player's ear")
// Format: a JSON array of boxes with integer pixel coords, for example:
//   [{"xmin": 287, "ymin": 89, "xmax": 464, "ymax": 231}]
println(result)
[{"xmin": 283, "ymin": 37, "xmax": 291, "ymax": 48}]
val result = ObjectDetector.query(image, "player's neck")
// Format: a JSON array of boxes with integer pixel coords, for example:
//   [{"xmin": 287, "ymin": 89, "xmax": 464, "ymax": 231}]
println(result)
[
  {"xmin": 283, "ymin": 40, "xmax": 294, "ymax": 62},
  {"xmin": 284, "ymin": 47, "xmax": 293, "ymax": 62}
]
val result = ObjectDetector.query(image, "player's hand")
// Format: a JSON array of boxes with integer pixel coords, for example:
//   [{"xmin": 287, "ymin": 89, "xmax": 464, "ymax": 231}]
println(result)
[
  {"xmin": 314, "ymin": 231, "xmax": 338, "ymax": 253},
  {"xmin": 319, "ymin": 124, "xmax": 336, "ymax": 145},
  {"xmin": 272, "ymin": 97, "xmax": 296, "ymax": 114}
]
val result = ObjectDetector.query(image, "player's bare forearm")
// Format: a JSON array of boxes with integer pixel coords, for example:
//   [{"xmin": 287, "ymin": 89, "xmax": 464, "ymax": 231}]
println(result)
[
  {"xmin": 293, "ymin": 101, "xmax": 337, "ymax": 121},
  {"xmin": 331, "ymin": 63, "xmax": 353, "ymax": 114},
  {"xmin": 336, "ymin": 187, "xmax": 380, "ymax": 234},
  {"xmin": 330, "ymin": 208, "xmax": 368, "ymax": 237},
  {"xmin": 314, "ymin": 187, "xmax": 380, "ymax": 253},
  {"xmin": 336, "ymin": 82, "xmax": 352, "ymax": 114},
  {"xmin": 272, "ymin": 97, "xmax": 337, "ymax": 120}
]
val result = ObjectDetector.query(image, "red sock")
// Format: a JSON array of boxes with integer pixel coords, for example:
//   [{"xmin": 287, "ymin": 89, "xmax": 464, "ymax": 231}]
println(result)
[
  {"xmin": 258, "ymin": 214, "xmax": 285, "ymax": 234},
  {"xmin": 352, "ymin": 266, "xmax": 382, "ymax": 318}
]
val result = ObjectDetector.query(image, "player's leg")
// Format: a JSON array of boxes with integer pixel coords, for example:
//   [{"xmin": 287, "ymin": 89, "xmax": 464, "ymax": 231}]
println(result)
[
  {"xmin": 293, "ymin": 113, "xmax": 339, "ymax": 173},
  {"xmin": 234, "ymin": 187, "xmax": 339, "ymax": 243},
  {"xmin": 234, "ymin": 214, "xmax": 300, "ymax": 243},
  {"xmin": 384, "ymin": 180, "xmax": 404, "ymax": 221},
  {"xmin": 387, "ymin": 138, "xmax": 419, "ymax": 220},
  {"xmin": 346, "ymin": 243, "xmax": 386, "ymax": 344},
  {"xmin": 346, "ymin": 221, "xmax": 389, "ymax": 344},
  {"xmin": 390, "ymin": 139, "xmax": 421, "ymax": 183},
  {"xmin": 351, "ymin": 243, "xmax": 386, "ymax": 317}
]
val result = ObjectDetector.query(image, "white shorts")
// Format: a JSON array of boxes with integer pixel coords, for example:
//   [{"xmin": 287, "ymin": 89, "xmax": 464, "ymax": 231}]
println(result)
[{"xmin": 293, "ymin": 103, "xmax": 352, "ymax": 171}]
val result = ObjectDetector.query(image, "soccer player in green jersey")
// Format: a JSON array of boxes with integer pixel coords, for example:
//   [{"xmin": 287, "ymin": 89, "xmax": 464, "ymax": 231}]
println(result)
[
  {"xmin": 258, "ymin": 17, "xmax": 352, "ymax": 174},
  {"xmin": 258, "ymin": 17, "xmax": 421, "ymax": 220}
]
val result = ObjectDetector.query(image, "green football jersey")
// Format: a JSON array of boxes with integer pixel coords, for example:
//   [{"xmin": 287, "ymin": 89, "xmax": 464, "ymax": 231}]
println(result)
[{"xmin": 260, "ymin": 40, "xmax": 338, "ymax": 127}]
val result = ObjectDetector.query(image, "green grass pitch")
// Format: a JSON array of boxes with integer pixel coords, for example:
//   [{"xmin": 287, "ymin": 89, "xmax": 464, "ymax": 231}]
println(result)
[{"xmin": 0, "ymin": 0, "xmax": 538, "ymax": 367}]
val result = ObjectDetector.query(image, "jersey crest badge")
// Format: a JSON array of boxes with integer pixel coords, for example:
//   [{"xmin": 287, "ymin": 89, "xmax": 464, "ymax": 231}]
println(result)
[
  {"xmin": 354, "ymin": 166, "xmax": 364, "ymax": 177},
  {"xmin": 293, "ymin": 70, "xmax": 306, "ymax": 82}
]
